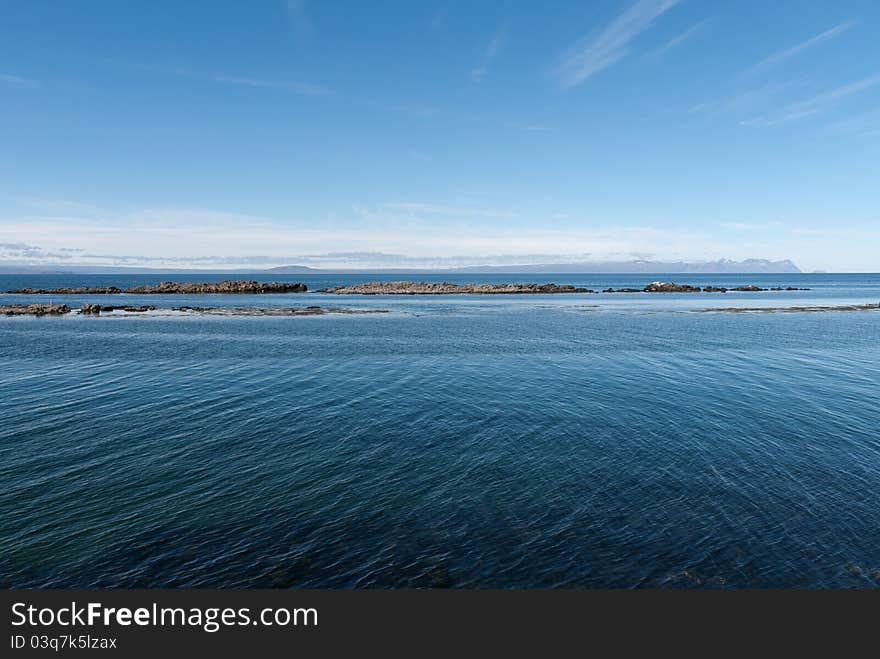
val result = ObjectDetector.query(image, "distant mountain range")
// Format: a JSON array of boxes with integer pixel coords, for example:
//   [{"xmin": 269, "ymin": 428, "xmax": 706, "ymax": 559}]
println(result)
[{"xmin": 0, "ymin": 258, "xmax": 801, "ymax": 275}]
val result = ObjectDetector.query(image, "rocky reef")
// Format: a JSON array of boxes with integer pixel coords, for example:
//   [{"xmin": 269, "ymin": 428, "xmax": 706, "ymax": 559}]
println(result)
[
  {"xmin": 602, "ymin": 281, "xmax": 812, "ymax": 293},
  {"xmin": 170, "ymin": 306, "xmax": 389, "ymax": 316},
  {"xmin": 123, "ymin": 280, "xmax": 308, "ymax": 294},
  {"xmin": 644, "ymin": 281, "xmax": 702, "ymax": 293},
  {"xmin": 319, "ymin": 282, "xmax": 596, "ymax": 294},
  {"xmin": 79, "ymin": 304, "xmax": 156, "ymax": 314},
  {"xmin": 5, "ymin": 286, "xmax": 123, "ymax": 294},
  {"xmin": 1, "ymin": 304, "xmax": 71, "ymax": 316}
]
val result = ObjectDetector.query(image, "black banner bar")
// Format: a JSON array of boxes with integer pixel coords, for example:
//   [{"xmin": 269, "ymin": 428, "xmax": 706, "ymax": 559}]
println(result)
[{"xmin": 2, "ymin": 589, "xmax": 877, "ymax": 655}]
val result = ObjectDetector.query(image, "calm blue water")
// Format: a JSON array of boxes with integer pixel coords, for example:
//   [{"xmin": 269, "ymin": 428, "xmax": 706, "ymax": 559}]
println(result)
[{"xmin": 1, "ymin": 273, "xmax": 879, "ymax": 588}]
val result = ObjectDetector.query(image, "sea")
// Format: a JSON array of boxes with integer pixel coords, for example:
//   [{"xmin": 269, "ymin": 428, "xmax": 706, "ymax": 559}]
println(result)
[{"xmin": 1, "ymin": 272, "xmax": 879, "ymax": 587}]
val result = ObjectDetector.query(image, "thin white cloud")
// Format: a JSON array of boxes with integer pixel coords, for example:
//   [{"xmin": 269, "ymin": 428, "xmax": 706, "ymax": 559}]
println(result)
[
  {"xmin": 380, "ymin": 202, "xmax": 517, "ymax": 218},
  {"xmin": 212, "ymin": 75, "xmax": 328, "ymax": 96},
  {"xmin": 788, "ymin": 73, "xmax": 880, "ymax": 115},
  {"xmin": 742, "ymin": 73, "xmax": 880, "ymax": 126},
  {"xmin": 3, "ymin": 212, "xmax": 877, "ymax": 271},
  {"xmin": 0, "ymin": 73, "xmax": 35, "ymax": 86},
  {"xmin": 470, "ymin": 26, "xmax": 507, "ymax": 82},
  {"xmin": 721, "ymin": 222, "xmax": 781, "ymax": 231},
  {"xmin": 749, "ymin": 22, "xmax": 854, "ymax": 74},
  {"xmin": 556, "ymin": 0, "xmax": 679, "ymax": 88},
  {"xmin": 648, "ymin": 19, "xmax": 709, "ymax": 58}
]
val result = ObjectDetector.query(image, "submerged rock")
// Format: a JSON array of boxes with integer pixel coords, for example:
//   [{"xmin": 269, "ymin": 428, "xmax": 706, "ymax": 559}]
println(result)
[
  {"xmin": 1, "ymin": 304, "xmax": 71, "ymax": 316},
  {"xmin": 696, "ymin": 303, "xmax": 880, "ymax": 314},
  {"xmin": 731, "ymin": 285, "xmax": 766, "ymax": 292},
  {"xmin": 319, "ymin": 282, "xmax": 596, "ymax": 294},
  {"xmin": 170, "ymin": 306, "xmax": 389, "ymax": 316},
  {"xmin": 5, "ymin": 286, "xmax": 122, "ymax": 294},
  {"xmin": 123, "ymin": 280, "xmax": 308, "ymax": 294}
]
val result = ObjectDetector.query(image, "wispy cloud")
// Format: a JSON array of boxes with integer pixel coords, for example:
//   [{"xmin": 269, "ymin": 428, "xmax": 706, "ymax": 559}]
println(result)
[
  {"xmin": 0, "ymin": 216, "xmax": 756, "ymax": 269},
  {"xmin": 692, "ymin": 78, "xmax": 806, "ymax": 122},
  {"xmin": 212, "ymin": 75, "xmax": 328, "ymax": 96},
  {"xmin": 748, "ymin": 22, "xmax": 854, "ymax": 74},
  {"xmin": 4, "ymin": 210, "xmax": 877, "ymax": 271},
  {"xmin": 741, "ymin": 73, "xmax": 880, "ymax": 126},
  {"xmin": 0, "ymin": 73, "xmax": 36, "ymax": 87},
  {"xmin": 648, "ymin": 19, "xmax": 708, "ymax": 58},
  {"xmin": 788, "ymin": 73, "xmax": 880, "ymax": 116},
  {"xmin": 721, "ymin": 222, "xmax": 781, "ymax": 231},
  {"xmin": 470, "ymin": 26, "xmax": 507, "ymax": 82},
  {"xmin": 380, "ymin": 202, "xmax": 517, "ymax": 219},
  {"xmin": 556, "ymin": 0, "xmax": 679, "ymax": 88}
]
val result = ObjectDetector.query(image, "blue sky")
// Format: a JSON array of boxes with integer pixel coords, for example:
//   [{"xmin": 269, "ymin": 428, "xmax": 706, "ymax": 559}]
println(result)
[{"xmin": 1, "ymin": 0, "xmax": 878, "ymax": 271}]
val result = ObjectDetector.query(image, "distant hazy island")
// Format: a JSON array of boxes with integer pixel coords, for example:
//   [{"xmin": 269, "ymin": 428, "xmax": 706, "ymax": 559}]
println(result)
[{"xmin": 272, "ymin": 258, "xmax": 803, "ymax": 275}]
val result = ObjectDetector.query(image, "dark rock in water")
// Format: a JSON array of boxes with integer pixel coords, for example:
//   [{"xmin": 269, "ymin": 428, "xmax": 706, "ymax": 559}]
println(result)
[
  {"xmin": 702, "ymin": 286, "xmax": 728, "ymax": 293},
  {"xmin": 320, "ymin": 282, "xmax": 595, "ymax": 294},
  {"xmin": 78, "ymin": 304, "xmax": 156, "ymax": 314},
  {"xmin": 603, "ymin": 282, "xmax": 703, "ymax": 293},
  {"xmin": 643, "ymin": 281, "xmax": 702, "ymax": 293},
  {"xmin": 786, "ymin": 286, "xmax": 811, "ymax": 291},
  {"xmin": 731, "ymin": 285, "xmax": 766, "ymax": 292},
  {"xmin": 5, "ymin": 286, "xmax": 122, "ymax": 294},
  {"xmin": 123, "ymin": 280, "xmax": 308, "ymax": 294},
  {"xmin": 1, "ymin": 304, "xmax": 71, "ymax": 316}
]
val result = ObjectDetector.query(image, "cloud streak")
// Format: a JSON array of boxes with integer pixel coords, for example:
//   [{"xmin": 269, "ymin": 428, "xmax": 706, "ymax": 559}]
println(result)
[
  {"xmin": 470, "ymin": 26, "xmax": 507, "ymax": 82},
  {"xmin": 648, "ymin": 19, "xmax": 708, "ymax": 58},
  {"xmin": 212, "ymin": 75, "xmax": 328, "ymax": 96},
  {"xmin": 741, "ymin": 73, "xmax": 880, "ymax": 126},
  {"xmin": 788, "ymin": 73, "xmax": 880, "ymax": 116},
  {"xmin": 749, "ymin": 22, "xmax": 854, "ymax": 74},
  {"xmin": 0, "ymin": 73, "xmax": 35, "ymax": 86},
  {"xmin": 556, "ymin": 0, "xmax": 679, "ymax": 87}
]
